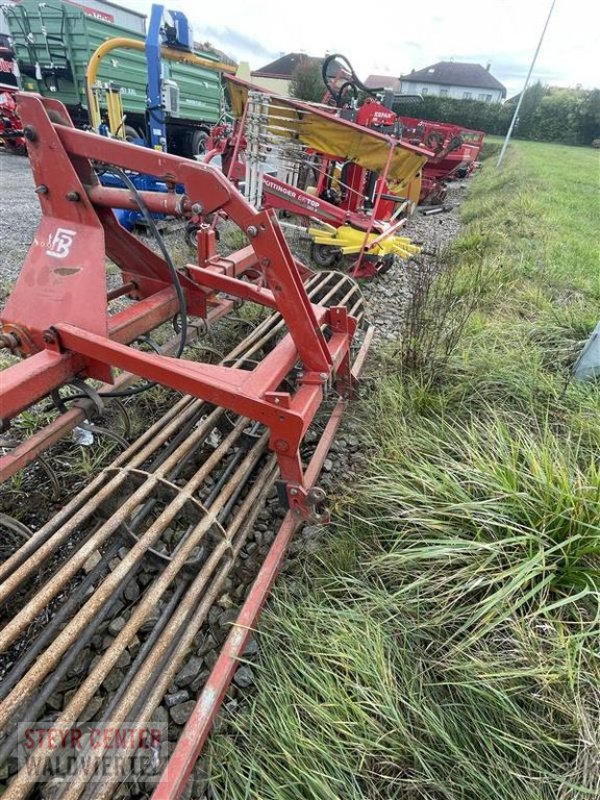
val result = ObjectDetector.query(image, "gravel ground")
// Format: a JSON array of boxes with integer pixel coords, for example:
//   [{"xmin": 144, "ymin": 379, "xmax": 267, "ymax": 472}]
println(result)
[
  {"xmin": 363, "ymin": 183, "xmax": 464, "ymax": 346},
  {"xmin": 0, "ymin": 151, "xmax": 38, "ymax": 285}
]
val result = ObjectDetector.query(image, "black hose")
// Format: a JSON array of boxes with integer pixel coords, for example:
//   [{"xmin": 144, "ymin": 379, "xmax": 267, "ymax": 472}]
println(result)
[
  {"xmin": 57, "ymin": 166, "xmax": 188, "ymax": 403},
  {"xmin": 322, "ymin": 53, "xmax": 382, "ymax": 108}
]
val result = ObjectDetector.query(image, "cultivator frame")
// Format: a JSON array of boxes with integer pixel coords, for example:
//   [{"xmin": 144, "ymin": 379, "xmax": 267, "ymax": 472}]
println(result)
[
  {"xmin": 0, "ymin": 92, "xmax": 361, "ymax": 519},
  {"xmin": 0, "ymin": 268, "xmax": 372, "ymax": 799}
]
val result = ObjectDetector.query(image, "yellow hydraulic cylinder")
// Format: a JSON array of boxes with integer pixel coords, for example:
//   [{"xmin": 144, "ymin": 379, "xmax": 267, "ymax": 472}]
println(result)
[
  {"xmin": 85, "ymin": 37, "xmax": 235, "ymax": 132},
  {"xmin": 105, "ymin": 85, "xmax": 125, "ymax": 138}
]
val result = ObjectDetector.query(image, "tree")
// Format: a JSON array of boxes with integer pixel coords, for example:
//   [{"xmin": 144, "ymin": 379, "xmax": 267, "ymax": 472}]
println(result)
[
  {"xmin": 513, "ymin": 81, "xmax": 548, "ymax": 138},
  {"xmin": 289, "ymin": 59, "xmax": 326, "ymax": 103},
  {"xmin": 392, "ymin": 85, "xmax": 599, "ymax": 144},
  {"xmin": 580, "ymin": 88, "xmax": 600, "ymax": 145}
]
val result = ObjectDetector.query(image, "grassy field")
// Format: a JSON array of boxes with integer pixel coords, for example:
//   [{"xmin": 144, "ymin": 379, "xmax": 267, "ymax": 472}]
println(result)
[{"xmin": 203, "ymin": 139, "xmax": 600, "ymax": 799}]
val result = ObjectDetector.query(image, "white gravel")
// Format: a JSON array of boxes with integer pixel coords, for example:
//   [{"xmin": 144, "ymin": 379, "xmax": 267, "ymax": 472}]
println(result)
[
  {"xmin": 362, "ymin": 182, "xmax": 464, "ymax": 345},
  {"xmin": 0, "ymin": 151, "xmax": 39, "ymax": 285}
]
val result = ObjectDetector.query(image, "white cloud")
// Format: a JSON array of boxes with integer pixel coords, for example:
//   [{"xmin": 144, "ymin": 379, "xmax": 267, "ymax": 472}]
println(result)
[{"xmin": 123, "ymin": 0, "xmax": 600, "ymax": 97}]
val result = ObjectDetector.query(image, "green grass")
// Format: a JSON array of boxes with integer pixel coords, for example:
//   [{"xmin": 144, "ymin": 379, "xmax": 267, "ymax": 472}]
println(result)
[{"xmin": 203, "ymin": 140, "xmax": 600, "ymax": 799}]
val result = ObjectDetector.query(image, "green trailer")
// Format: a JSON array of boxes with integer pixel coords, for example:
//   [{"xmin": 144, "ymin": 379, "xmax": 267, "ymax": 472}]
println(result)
[{"xmin": 3, "ymin": 0, "xmax": 226, "ymax": 156}]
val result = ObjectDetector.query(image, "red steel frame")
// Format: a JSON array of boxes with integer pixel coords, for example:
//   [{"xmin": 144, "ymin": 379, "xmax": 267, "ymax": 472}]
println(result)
[
  {"xmin": 400, "ymin": 115, "xmax": 485, "ymax": 181},
  {"xmin": 205, "ymin": 82, "xmax": 433, "ymax": 278},
  {"xmin": 345, "ymin": 99, "xmax": 485, "ymax": 201},
  {"xmin": 0, "ymin": 93, "xmax": 358, "ymax": 518},
  {"xmin": 203, "ymin": 132, "xmax": 410, "ymax": 278}
]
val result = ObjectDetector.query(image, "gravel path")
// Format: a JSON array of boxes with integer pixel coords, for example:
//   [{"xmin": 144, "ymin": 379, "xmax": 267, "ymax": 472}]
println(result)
[
  {"xmin": 0, "ymin": 151, "xmax": 39, "ymax": 286},
  {"xmin": 361, "ymin": 182, "xmax": 464, "ymax": 346}
]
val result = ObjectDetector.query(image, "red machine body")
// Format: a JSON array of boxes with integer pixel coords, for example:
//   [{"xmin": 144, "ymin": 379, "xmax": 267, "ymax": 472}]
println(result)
[
  {"xmin": 352, "ymin": 101, "xmax": 485, "ymax": 203},
  {"xmin": 201, "ymin": 89, "xmax": 428, "ymax": 278},
  {"xmin": 0, "ymin": 92, "xmax": 362, "ymax": 519},
  {"xmin": 203, "ymin": 114, "xmax": 417, "ymax": 228},
  {"xmin": 0, "ymin": 86, "xmax": 25, "ymax": 153},
  {"xmin": 400, "ymin": 115, "xmax": 485, "ymax": 181},
  {"xmin": 0, "ymin": 33, "xmax": 26, "ymax": 153},
  {"xmin": 324, "ymin": 93, "xmax": 485, "ymax": 204}
]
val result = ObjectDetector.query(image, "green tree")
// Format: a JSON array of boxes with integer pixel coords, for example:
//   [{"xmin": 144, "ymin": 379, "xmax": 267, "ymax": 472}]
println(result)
[
  {"xmin": 514, "ymin": 81, "xmax": 548, "ymax": 138},
  {"xmin": 289, "ymin": 59, "xmax": 326, "ymax": 103},
  {"xmin": 580, "ymin": 88, "xmax": 600, "ymax": 144},
  {"xmin": 392, "ymin": 86, "xmax": 600, "ymax": 145}
]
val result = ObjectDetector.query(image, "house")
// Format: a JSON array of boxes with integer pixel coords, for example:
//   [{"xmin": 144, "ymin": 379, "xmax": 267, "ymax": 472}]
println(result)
[
  {"xmin": 400, "ymin": 61, "xmax": 506, "ymax": 102},
  {"xmin": 364, "ymin": 74, "xmax": 402, "ymax": 95},
  {"xmin": 251, "ymin": 52, "xmax": 344, "ymax": 97}
]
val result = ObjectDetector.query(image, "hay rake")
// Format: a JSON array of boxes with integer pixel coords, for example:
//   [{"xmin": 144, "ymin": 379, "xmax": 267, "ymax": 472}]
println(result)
[{"xmin": 203, "ymin": 78, "xmax": 430, "ymax": 278}]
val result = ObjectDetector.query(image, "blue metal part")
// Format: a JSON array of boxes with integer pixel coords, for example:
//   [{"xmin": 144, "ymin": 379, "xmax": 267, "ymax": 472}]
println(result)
[
  {"xmin": 99, "ymin": 170, "xmax": 184, "ymax": 231},
  {"xmin": 100, "ymin": 4, "xmax": 191, "ymax": 228},
  {"xmin": 167, "ymin": 10, "xmax": 193, "ymax": 50},
  {"xmin": 146, "ymin": 4, "xmax": 165, "ymax": 151},
  {"xmin": 145, "ymin": 3, "xmax": 193, "ymax": 150}
]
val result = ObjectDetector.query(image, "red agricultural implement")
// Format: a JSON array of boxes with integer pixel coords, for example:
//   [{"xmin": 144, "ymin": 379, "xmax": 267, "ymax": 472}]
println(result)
[
  {"xmin": 319, "ymin": 55, "xmax": 485, "ymax": 205},
  {"xmin": 400, "ymin": 115, "xmax": 485, "ymax": 203},
  {"xmin": 0, "ymin": 91, "xmax": 368, "ymax": 516},
  {"xmin": 0, "ymin": 90, "xmax": 373, "ymax": 797},
  {"xmin": 202, "ymin": 77, "xmax": 431, "ymax": 278},
  {"xmin": 0, "ymin": 87, "xmax": 25, "ymax": 154},
  {"xmin": 0, "ymin": 32, "xmax": 26, "ymax": 154}
]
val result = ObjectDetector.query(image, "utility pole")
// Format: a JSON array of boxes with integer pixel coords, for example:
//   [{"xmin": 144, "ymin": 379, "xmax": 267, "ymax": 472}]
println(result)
[{"xmin": 497, "ymin": 0, "xmax": 557, "ymax": 167}]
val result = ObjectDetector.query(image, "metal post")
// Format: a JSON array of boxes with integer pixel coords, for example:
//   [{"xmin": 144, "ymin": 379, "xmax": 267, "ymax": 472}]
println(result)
[
  {"xmin": 353, "ymin": 141, "xmax": 395, "ymax": 276},
  {"xmin": 146, "ymin": 4, "xmax": 167, "ymax": 150},
  {"xmin": 497, "ymin": 0, "xmax": 557, "ymax": 167}
]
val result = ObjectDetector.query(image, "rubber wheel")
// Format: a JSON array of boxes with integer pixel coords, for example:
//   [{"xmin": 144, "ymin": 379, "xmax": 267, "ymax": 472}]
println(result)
[
  {"xmin": 185, "ymin": 220, "xmax": 219, "ymax": 249},
  {"xmin": 182, "ymin": 129, "xmax": 208, "ymax": 159},
  {"xmin": 185, "ymin": 223, "xmax": 200, "ymax": 249},
  {"xmin": 377, "ymin": 255, "xmax": 395, "ymax": 275},
  {"xmin": 310, "ymin": 243, "xmax": 343, "ymax": 269},
  {"xmin": 123, "ymin": 124, "xmax": 143, "ymax": 144}
]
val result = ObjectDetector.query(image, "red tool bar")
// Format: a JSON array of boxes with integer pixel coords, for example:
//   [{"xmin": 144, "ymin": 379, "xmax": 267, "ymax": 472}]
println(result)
[
  {"xmin": 0, "ymin": 350, "xmax": 82, "ymax": 422},
  {"xmin": 0, "ymin": 303, "xmax": 232, "ymax": 483},
  {"xmin": 0, "ymin": 289, "xmax": 180, "ymax": 422},
  {"xmin": 86, "ymin": 185, "xmax": 192, "ymax": 216}
]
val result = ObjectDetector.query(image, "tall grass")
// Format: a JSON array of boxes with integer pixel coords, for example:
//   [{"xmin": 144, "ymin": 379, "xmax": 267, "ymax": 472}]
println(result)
[{"xmin": 204, "ymin": 140, "xmax": 600, "ymax": 799}]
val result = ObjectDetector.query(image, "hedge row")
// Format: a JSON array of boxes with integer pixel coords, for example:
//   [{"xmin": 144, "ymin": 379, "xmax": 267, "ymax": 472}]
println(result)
[{"xmin": 393, "ymin": 84, "xmax": 600, "ymax": 146}]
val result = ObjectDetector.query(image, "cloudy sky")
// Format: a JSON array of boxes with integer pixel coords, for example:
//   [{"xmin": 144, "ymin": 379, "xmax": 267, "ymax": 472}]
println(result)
[{"xmin": 123, "ymin": 0, "xmax": 599, "ymax": 97}]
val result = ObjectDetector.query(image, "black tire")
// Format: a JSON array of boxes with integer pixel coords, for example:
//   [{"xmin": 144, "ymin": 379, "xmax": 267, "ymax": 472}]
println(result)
[
  {"xmin": 123, "ymin": 124, "xmax": 143, "ymax": 144},
  {"xmin": 185, "ymin": 220, "xmax": 219, "ymax": 249},
  {"xmin": 425, "ymin": 131, "xmax": 444, "ymax": 151},
  {"xmin": 310, "ymin": 243, "xmax": 342, "ymax": 269},
  {"xmin": 377, "ymin": 254, "xmax": 395, "ymax": 275},
  {"xmin": 185, "ymin": 223, "xmax": 200, "ymax": 249},
  {"xmin": 181, "ymin": 129, "xmax": 208, "ymax": 159}
]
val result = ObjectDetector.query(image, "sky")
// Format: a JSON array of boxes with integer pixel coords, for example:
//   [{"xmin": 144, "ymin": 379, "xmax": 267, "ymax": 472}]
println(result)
[{"xmin": 123, "ymin": 0, "xmax": 600, "ymax": 98}]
